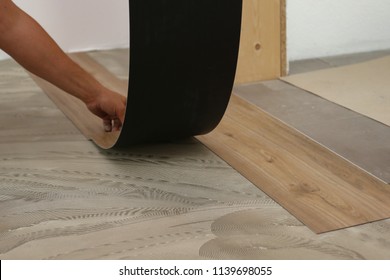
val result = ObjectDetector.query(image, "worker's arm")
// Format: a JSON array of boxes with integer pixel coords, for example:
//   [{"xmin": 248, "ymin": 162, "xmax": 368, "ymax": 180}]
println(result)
[{"xmin": 0, "ymin": 0, "xmax": 126, "ymax": 131}]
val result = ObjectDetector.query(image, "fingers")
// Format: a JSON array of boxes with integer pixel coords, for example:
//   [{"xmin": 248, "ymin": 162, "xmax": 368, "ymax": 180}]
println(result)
[
  {"xmin": 103, "ymin": 117, "xmax": 123, "ymax": 132},
  {"xmin": 110, "ymin": 96, "xmax": 126, "ymax": 130},
  {"xmin": 87, "ymin": 89, "xmax": 126, "ymax": 132},
  {"xmin": 117, "ymin": 96, "xmax": 127, "ymax": 124},
  {"xmin": 103, "ymin": 118, "xmax": 112, "ymax": 132},
  {"xmin": 113, "ymin": 118, "xmax": 122, "ymax": 131}
]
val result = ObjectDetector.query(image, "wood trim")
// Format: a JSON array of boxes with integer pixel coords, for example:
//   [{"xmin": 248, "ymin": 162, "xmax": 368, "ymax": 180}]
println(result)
[{"xmin": 235, "ymin": 0, "xmax": 285, "ymax": 83}]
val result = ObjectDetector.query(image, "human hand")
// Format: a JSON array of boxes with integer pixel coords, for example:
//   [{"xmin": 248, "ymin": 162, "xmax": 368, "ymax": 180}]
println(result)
[{"xmin": 85, "ymin": 89, "xmax": 127, "ymax": 132}]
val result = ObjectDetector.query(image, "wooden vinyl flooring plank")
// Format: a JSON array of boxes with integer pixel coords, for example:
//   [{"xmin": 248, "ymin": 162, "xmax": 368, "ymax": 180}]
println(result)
[
  {"xmin": 30, "ymin": 71, "xmax": 121, "ymax": 149},
  {"xmin": 197, "ymin": 95, "xmax": 390, "ymax": 233},
  {"xmin": 29, "ymin": 52, "xmax": 128, "ymax": 148},
  {"xmin": 33, "ymin": 0, "xmax": 242, "ymax": 149}
]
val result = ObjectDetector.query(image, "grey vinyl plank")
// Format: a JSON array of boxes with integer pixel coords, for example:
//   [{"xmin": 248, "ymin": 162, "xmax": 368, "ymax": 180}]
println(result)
[
  {"xmin": 234, "ymin": 81, "xmax": 357, "ymax": 128},
  {"xmin": 301, "ymin": 116, "xmax": 390, "ymax": 181}
]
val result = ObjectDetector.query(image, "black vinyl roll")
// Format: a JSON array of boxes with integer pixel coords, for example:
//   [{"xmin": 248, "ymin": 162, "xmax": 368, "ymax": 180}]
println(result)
[{"xmin": 115, "ymin": 0, "xmax": 242, "ymax": 147}]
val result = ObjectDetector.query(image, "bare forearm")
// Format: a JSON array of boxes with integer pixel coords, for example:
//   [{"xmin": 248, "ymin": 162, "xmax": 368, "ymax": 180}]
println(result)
[
  {"xmin": 0, "ymin": 0, "xmax": 103, "ymax": 103},
  {"xmin": 0, "ymin": 0, "xmax": 127, "ymax": 131}
]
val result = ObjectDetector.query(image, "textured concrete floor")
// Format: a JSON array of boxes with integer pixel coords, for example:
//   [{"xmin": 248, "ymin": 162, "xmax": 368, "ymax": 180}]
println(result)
[{"xmin": 0, "ymin": 50, "xmax": 389, "ymax": 259}]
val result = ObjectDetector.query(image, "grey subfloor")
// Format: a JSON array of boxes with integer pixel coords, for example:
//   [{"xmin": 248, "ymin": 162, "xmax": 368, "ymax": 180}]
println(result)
[{"xmin": 0, "ymin": 50, "xmax": 389, "ymax": 260}]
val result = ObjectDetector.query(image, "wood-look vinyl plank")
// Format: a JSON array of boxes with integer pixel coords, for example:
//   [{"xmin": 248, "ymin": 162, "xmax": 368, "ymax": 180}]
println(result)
[
  {"xmin": 86, "ymin": 48, "xmax": 129, "ymax": 80},
  {"xmin": 29, "ymin": 52, "xmax": 128, "ymax": 149},
  {"xmin": 69, "ymin": 52, "xmax": 128, "ymax": 95},
  {"xmin": 197, "ymin": 95, "xmax": 390, "ymax": 233},
  {"xmin": 30, "ymin": 74, "xmax": 119, "ymax": 148}
]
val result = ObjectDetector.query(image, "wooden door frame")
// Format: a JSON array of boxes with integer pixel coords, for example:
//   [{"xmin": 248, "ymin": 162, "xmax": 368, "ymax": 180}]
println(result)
[{"xmin": 235, "ymin": 0, "xmax": 287, "ymax": 84}]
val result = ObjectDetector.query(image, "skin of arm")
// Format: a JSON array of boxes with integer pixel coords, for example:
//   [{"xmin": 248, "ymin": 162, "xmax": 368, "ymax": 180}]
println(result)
[{"xmin": 0, "ymin": 0, "xmax": 126, "ymax": 131}]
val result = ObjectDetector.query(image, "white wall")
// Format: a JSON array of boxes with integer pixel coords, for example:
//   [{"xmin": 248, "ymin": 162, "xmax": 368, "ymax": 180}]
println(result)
[
  {"xmin": 287, "ymin": 0, "xmax": 390, "ymax": 61},
  {"xmin": 0, "ymin": 0, "xmax": 129, "ymax": 61},
  {"xmin": 3, "ymin": 1, "xmax": 390, "ymax": 62}
]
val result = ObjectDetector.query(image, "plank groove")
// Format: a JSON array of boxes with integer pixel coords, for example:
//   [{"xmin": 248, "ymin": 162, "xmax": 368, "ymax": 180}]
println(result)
[{"xmin": 197, "ymin": 95, "xmax": 390, "ymax": 233}]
